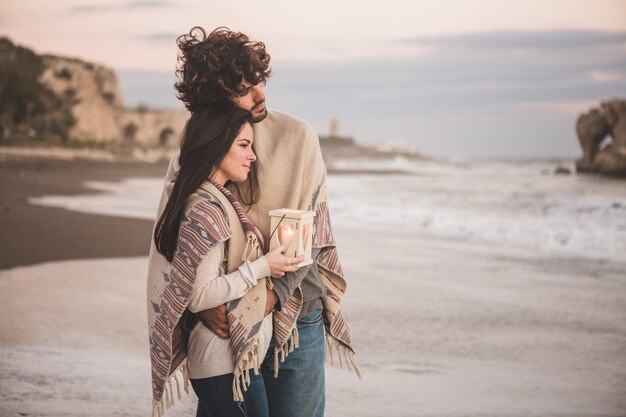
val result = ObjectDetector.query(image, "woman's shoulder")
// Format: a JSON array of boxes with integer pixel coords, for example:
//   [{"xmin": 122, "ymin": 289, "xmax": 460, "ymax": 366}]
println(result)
[{"xmin": 181, "ymin": 189, "xmax": 232, "ymax": 245}]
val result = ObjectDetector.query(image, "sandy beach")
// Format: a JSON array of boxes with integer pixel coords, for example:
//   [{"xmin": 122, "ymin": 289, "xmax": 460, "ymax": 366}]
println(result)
[{"xmin": 1, "ymin": 152, "xmax": 625, "ymax": 416}]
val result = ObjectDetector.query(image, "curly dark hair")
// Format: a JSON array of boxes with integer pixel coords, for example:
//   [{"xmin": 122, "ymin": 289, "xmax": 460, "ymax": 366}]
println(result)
[{"xmin": 175, "ymin": 26, "xmax": 272, "ymax": 112}]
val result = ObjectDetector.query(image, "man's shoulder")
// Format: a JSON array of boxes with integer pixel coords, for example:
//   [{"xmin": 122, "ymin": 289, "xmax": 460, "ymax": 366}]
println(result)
[
  {"xmin": 263, "ymin": 110, "xmax": 317, "ymax": 139},
  {"xmin": 266, "ymin": 110, "xmax": 314, "ymax": 130},
  {"xmin": 267, "ymin": 110, "xmax": 304, "ymax": 123}
]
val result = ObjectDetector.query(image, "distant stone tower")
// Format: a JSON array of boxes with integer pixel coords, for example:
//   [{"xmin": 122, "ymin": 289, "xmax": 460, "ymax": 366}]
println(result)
[
  {"xmin": 320, "ymin": 119, "xmax": 354, "ymax": 147},
  {"xmin": 330, "ymin": 119, "xmax": 340, "ymax": 137}
]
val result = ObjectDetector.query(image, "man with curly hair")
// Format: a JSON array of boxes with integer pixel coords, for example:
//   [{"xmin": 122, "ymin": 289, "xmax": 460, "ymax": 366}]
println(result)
[{"xmin": 153, "ymin": 26, "xmax": 357, "ymax": 417}]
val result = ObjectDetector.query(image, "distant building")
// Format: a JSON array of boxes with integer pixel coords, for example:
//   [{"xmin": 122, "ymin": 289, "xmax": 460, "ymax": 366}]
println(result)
[
  {"xmin": 319, "ymin": 119, "xmax": 355, "ymax": 146},
  {"xmin": 330, "ymin": 119, "xmax": 341, "ymax": 137}
]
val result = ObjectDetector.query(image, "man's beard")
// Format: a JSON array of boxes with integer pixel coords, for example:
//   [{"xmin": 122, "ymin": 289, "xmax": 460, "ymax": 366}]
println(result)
[
  {"xmin": 252, "ymin": 108, "xmax": 267, "ymax": 123},
  {"xmin": 251, "ymin": 101, "xmax": 267, "ymax": 123}
]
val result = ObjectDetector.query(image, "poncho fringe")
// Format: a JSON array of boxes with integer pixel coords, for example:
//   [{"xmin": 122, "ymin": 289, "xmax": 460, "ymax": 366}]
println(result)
[
  {"xmin": 325, "ymin": 331, "xmax": 362, "ymax": 378},
  {"xmin": 151, "ymin": 360, "xmax": 190, "ymax": 417}
]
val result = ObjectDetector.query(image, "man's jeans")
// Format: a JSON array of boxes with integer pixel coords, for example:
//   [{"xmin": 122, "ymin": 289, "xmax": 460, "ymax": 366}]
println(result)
[
  {"xmin": 261, "ymin": 309, "xmax": 326, "ymax": 417},
  {"xmin": 191, "ymin": 371, "xmax": 269, "ymax": 417}
]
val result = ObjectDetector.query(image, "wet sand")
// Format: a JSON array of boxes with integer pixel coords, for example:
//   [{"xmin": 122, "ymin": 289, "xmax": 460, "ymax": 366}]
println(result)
[
  {"xmin": 1, "ymin": 151, "xmax": 625, "ymax": 416},
  {"xmin": 0, "ymin": 153, "xmax": 168, "ymax": 269}
]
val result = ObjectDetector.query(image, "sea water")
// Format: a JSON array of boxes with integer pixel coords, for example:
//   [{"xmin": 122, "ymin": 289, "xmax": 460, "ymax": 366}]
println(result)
[{"xmin": 29, "ymin": 157, "xmax": 626, "ymax": 262}]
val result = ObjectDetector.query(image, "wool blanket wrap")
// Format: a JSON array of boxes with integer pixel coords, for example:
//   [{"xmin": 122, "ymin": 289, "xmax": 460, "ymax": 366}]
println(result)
[
  {"xmin": 147, "ymin": 180, "xmax": 270, "ymax": 417},
  {"xmin": 242, "ymin": 111, "xmax": 358, "ymax": 376}
]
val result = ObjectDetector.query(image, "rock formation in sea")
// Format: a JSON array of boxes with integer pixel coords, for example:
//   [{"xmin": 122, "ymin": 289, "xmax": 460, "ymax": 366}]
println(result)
[{"xmin": 576, "ymin": 99, "xmax": 626, "ymax": 177}]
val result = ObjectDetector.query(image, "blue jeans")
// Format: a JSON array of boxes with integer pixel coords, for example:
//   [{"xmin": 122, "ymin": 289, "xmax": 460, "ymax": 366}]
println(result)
[
  {"xmin": 261, "ymin": 309, "xmax": 325, "ymax": 417},
  {"xmin": 191, "ymin": 371, "xmax": 269, "ymax": 417}
]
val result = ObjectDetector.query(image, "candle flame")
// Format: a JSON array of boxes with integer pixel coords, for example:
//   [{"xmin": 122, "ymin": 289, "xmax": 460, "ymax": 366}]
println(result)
[{"xmin": 278, "ymin": 223, "xmax": 295, "ymax": 252}]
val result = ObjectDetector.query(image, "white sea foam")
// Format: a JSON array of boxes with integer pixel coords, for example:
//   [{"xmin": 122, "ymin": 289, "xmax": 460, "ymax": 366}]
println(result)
[
  {"xmin": 29, "ymin": 158, "xmax": 626, "ymax": 261},
  {"xmin": 329, "ymin": 174, "xmax": 625, "ymax": 262},
  {"xmin": 29, "ymin": 178, "xmax": 161, "ymax": 221}
]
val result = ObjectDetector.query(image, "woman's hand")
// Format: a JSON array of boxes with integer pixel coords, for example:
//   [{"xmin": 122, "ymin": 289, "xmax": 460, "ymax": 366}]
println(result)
[{"xmin": 264, "ymin": 246, "xmax": 304, "ymax": 278}]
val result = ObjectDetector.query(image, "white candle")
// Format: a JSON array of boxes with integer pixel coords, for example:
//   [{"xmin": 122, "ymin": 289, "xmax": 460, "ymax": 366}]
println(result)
[{"xmin": 278, "ymin": 224, "xmax": 295, "ymax": 252}]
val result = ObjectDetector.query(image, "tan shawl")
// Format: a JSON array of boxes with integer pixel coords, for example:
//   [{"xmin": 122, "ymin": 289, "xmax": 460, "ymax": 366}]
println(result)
[{"xmin": 245, "ymin": 111, "xmax": 358, "ymax": 372}]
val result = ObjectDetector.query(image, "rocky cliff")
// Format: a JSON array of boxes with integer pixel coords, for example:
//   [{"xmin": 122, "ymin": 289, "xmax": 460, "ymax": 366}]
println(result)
[
  {"xmin": 41, "ymin": 55, "xmax": 125, "ymax": 142},
  {"xmin": 0, "ymin": 37, "xmax": 186, "ymax": 147},
  {"xmin": 41, "ymin": 55, "xmax": 187, "ymax": 146},
  {"xmin": 576, "ymin": 99, "xmax": 626, "ymax": 177}
]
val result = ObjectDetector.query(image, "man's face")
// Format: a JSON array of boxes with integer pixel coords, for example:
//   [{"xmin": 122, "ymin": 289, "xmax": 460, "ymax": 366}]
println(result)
[{"xmin": 232, "ymin": 80, "xmax": 267, "ymax": 123}]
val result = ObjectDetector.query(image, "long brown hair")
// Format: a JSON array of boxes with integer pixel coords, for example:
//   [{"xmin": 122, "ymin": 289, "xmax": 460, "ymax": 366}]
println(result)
[{"xmin": 154, "ymin": 106, "xmax": 257, "ymax": 262}]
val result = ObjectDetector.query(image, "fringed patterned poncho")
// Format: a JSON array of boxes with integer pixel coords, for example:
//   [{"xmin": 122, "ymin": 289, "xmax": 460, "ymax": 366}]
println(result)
[{"xmin": 147, "ymin": 110, "xmax": 358, "ymax": 416}]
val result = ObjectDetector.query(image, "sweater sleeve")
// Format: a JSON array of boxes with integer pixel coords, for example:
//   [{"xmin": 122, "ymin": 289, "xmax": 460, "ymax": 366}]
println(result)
[
  {"xmin": 187, "ymin": 241, "xmax": 270, "ymax": 313},
  {"xmin": 271, "ymin": 247, "xmax": 321, "ymax": 309}
]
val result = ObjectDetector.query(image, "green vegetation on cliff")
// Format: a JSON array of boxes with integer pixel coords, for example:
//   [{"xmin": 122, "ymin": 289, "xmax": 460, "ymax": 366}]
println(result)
[{"xmin": 0, "ymin": 37, "xmax": 76, "ymax": 144}]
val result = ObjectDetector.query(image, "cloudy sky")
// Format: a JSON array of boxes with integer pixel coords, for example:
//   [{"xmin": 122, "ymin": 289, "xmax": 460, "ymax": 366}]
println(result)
[{"xmin": 2, "ymin": 0, "xmax": 626, "ymax": 157}]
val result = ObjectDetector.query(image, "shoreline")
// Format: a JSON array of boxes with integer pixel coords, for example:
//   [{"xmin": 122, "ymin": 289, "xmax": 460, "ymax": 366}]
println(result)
[
  {"xmin": 0, "ymin": 153, "xmax": 168, "ymax": 270},
  {"xmin": 3, "ymin": 152, "xmax": 625, "ymax": 270},
  {"xmin": 0, "ymin": 153, "xmax": 412, "ymax": 271},
  {"xmin": 0, "ymin": 144, "xmax": 177, "ymax": 163}
]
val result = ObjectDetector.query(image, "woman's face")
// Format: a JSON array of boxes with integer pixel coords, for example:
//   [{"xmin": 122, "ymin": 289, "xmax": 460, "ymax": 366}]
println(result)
[{"xmin": 212, "ymin": 122, "xmax": 256, "ymax": 185}]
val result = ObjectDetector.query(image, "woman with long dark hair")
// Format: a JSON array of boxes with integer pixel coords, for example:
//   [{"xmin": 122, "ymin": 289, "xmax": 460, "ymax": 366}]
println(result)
[{"xmin": 147, "ymin": 105, "xmax": 302, "ymax": 417}]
